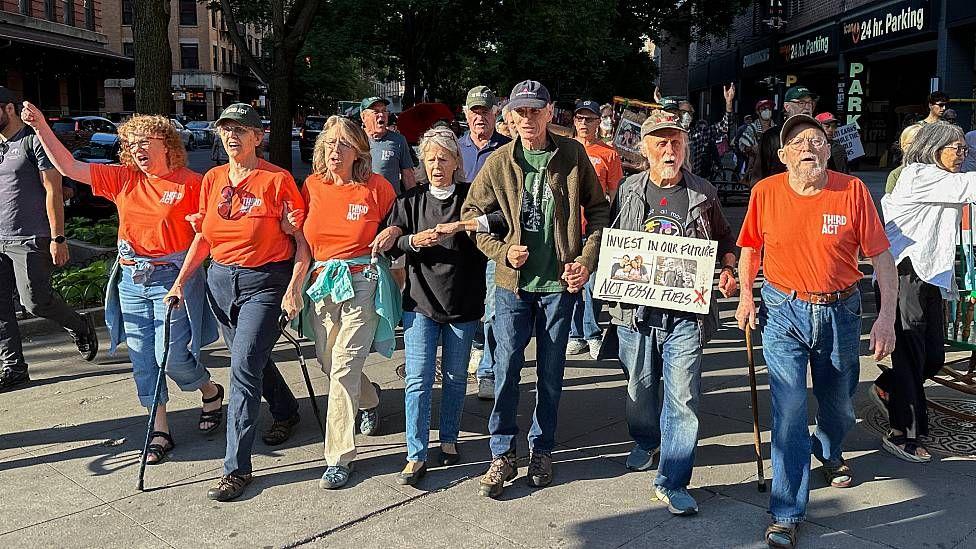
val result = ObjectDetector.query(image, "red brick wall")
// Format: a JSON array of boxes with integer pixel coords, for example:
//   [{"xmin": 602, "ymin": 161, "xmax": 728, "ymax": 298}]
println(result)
[{"xmin": 0, "ymin": 0, "xmax": 103, "ymax": 32}]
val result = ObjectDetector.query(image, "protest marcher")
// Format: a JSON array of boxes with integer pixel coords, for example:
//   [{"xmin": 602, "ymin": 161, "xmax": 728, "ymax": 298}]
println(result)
[
  {"xmin": 963, "ymin": 128, "xmax": 976, "ymax": 173},
  {"xmin": 923, "ymin": 91, "xmax": 949, "ymax": 124},
  {"xmin": 737, "ymin": 99, "xmax": 776, "ymax": 185},
  {"xmin": 297, "ymin": 116, "xmax": 399, "ymax": 489},
  {"xmin": 361, "ymin": 96, "xmax": 416, "ymax": 195},
  {"xmin": 735, "ymin": 114, "xmax": 897, "ymax": 548},
  {"xmin": 757, "ymin": 85, "xmax": 818, "ymax": 181},
  {"xmin": 22, "ymin": 104, "xmax": 223, "ymax": 464},
  {"xmin": 166, "ymin": 103, "xmax": 309, "ymax": 501},
  {"xmin": 567, "ymin": 99, "xmax": 624, "ymax": 359},
  {"xmin": 459, "ymin": 85, "xmax": 511, "ymax": 400},
  {"xmin": 943, "ymin": 108, "xmax": 959, "ymax": 126},
  {"xmin": 607, "ymin": 109, "xmax": 738, "ymax": 515},
  {"xmin": 661, "ymin": 84, "xmax": 736, "ymax": 179},
  {"xmin": 461, "ymin": 80, "xmax": 610, "ymax": 498},
  {"xmin": 886, "ymin": 124, "xmax": 923, "ymax": 193},
  {"xmin": 0, "ymin": 89, "xmax": 98, "ymax": 392},
  {"xmin": 877, "ymin": 122, "xmax": 976, "ymax": 462},
  {"xmin": 374, "ymin": 127, "xmax": 489, "ymax": 485},
  {"xmin": 814, "ymin": 112, "xmax": 849, "ymax": 174}
]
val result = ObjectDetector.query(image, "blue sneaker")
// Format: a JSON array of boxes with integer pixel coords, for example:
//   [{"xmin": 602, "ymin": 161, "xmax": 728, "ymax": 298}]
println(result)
[
  {"xmin": 319, "ymin": 465, "xmax": 353, "ymax": 489},
  {"xmin": 654, "ymin": 485, "xmax": 698, "ymax": 516},
  {"xmin": 625, "ymin": 446, "xmax": 659, "ymax": 471}
]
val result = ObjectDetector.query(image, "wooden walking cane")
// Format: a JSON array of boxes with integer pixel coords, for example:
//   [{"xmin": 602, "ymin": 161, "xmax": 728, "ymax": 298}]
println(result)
[{"xmin": 745, "ymin": 325, "xmax": 767, "ymax": 492}]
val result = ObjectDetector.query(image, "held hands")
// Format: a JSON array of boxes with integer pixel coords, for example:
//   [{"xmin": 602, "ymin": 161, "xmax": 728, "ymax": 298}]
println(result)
[
  {"xmin": 718, "ymin": 269, "xmax": 738, "ymax": 298},
  {"xmin": 279, "ymin": 201, "xmax": 305, "ymax": 235},
  {"xmin": 20, "ymin": 102, "xmax": 47, "ymax": 130},
  {"xmin": 562, "ymin": 262, "xmax": 589, "ymax": 293},
  {"xmin": 433, "ymin": 221, "xmax": 464, "ymax": 235},
  {"xmin": 507, "ymin": 245, "xmax": 529, "ymax": 268},
  {"xmin": 50, "ymin": 240, "xmax": 69, "ymax": 267},
  {"xmin": 371, "ymin": 226, "xmax": 403, "ymax": 253},
  {"xmin": 410, "ymin": 229, "xmax": 444, "ymax": 248}
]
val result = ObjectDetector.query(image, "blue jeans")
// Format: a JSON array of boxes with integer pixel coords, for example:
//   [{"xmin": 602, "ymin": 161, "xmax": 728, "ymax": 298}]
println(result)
[
  {"xmin": 489, "ymin": 287, "xmax": 574, "ymax": 457},
  {"xmin": 402, "ymin": 312, "xmax": 477, "ymax": 462},
  {"xmin": 118, "ymin": 264, "xmax": 210, "ymax": 407},
  {"xmin": 477, "ymin": 260, "xmax": 496, "ymax": 381},
  {"xmin": 207, "ymin": 261, "xmax": 299, "ymax": 476},
  {"xmin": 760, "ymin": 283, "xmax": 862, "ymax": 524},
  {"xmin": 617, "ymin": 313, "xmax": 702, "ymax": 490},
  {"xmin": 569, "ymin": 272, "xmax": 601, "ymax": 341}
]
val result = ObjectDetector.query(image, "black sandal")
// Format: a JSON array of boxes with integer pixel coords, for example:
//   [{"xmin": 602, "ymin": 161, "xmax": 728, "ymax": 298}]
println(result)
[
  {"xmin": 765, "ymin": 523, "xmax": 797, "ymax": 548},
  {"xmin": 199, "ymin": 383, "xmax": 224, "ymax": 433},
  {"xmin": 145, "ymin": 431, "xmax": 175, "ymax": 465},
  {"xmin": 883, "ymin": 433, "xmax": 932, "ymax": 463}
]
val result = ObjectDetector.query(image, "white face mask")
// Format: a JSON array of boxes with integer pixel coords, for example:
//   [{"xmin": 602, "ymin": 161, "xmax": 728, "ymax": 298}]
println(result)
[
  {"xmin": 600, "ymin": 117, "xmax": 612, "ymax": 132},
  {"xmin": 680, "ymin": 112, "xmax": 693, "ymax": 129},
  {"xmin": 760, "ymin": 109, "xmax": 772, "ymax": 121}
]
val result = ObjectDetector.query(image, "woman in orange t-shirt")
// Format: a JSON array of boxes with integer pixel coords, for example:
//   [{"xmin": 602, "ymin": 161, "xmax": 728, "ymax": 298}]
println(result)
[
  {"xmin": 299, "ymin": 116, "xmax": 396, "ymax": 489},
  {"xmin": 167, "ymin": 104, "xmax": 311, "ymax": 502},
  {"xmin": 23, "ymin": 106, "xmax": 224, "ymax": 467}
]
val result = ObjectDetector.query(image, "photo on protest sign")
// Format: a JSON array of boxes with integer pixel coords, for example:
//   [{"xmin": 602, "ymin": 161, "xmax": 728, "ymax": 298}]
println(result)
[
  {"xmin": 594, "ymin": 228, "xmax": 718, "ymax": 315},
  {"xmin": 614, "ymin": 117, "xmax": 641, "ymax": 154}
]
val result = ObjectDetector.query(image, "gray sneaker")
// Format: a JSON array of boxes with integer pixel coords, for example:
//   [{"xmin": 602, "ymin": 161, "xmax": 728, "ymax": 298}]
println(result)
[
  {"xmin": 358, "ymin": 383, "xmax": 381, "ymax": 436},
  {"xmin": 625, "ymin": 445, "xmax": 659, "ymax": 471},
  {"xmin": 319, "ymin": 464, "xmax": 353, "ymax": 489},
  {"xmin": 477, "ymin": 377, "xmax": 495, "ymax": 401},
  {"xmin": 587, "ymin": 338, "xmax": 603, "ymax": 360},
  {"xmin": 654, "ymin": 485, "xmax": 698, "ymax": 516},
  {"xmin": 565, "ymin": 339, "xmax": 589, "ymax": 356}
]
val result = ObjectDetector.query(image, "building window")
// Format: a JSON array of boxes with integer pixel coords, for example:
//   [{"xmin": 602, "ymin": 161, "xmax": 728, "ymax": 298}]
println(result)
[
  {"xmin": 210, "ymin": 6, "xmax": 217, "ymax": 28},
  {"xmin": 179, "ymin": 0, "xmax": 197, "ymax": 26},
  {"xmin": 180, "ymin": 44, "xmax": 200, "ymax": 70},
  {"xmin": 221, "ymin": 48, "xmax": 227, "ymax": 73},
  {"xmin": 123, "ymin": 42, "xmax": 135, "ymax": 58},
  {"xmin": 122, "ymin": 0, "xmax": 133, "ymax": 26},
  {"xmin": 64, "ymin": 0, "xmax": 75, "ymax": 25},
  {"xmin": 85, "ymin": 0, "xmax": 94, "ymax": 30},
  {"xmin": 19, "ymin": 0, "xmax": 31, "ymax": 16},
  {"xmin": 212, "ymin": 45, "xmax": 219, "ymax": 71},
  {"xmin": 44, "ymin": 0, "xmax": 55, "ymax": 20}
]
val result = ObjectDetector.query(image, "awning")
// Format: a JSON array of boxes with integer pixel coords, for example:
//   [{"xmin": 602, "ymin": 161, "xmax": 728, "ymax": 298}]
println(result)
[{"xmin": 0, "ymin": 23, "xmax": 131, "ymax": 63}]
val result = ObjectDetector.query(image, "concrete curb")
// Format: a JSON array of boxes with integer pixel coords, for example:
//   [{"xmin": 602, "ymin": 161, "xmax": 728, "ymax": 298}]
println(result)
[{"xmin": 19, "ymin": 306, "xmax": 106, "ymax": 339}]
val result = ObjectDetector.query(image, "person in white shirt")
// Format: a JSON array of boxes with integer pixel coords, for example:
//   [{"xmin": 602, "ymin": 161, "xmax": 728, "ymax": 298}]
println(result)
[{"xmin": 878, "ymin": 121, "xmax": 976, "ymax": 462}]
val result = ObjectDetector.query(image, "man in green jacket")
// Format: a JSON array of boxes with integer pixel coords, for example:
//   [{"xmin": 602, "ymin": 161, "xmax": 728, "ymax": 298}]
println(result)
[{"xmin": 462, "ymin": 80, "xmax": 610, "ymax": 498}]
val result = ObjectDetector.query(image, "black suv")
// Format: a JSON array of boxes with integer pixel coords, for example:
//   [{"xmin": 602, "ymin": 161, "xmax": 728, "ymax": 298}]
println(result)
[{"xmin": 299, "ymin": 116, "xmax": 327, "ymax": 163}]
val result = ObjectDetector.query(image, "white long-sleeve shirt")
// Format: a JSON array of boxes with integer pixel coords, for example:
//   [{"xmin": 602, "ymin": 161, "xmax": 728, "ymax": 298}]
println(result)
[{"xmin": 882, "ymin": 162, "xmax": 976, "ymax": 295}]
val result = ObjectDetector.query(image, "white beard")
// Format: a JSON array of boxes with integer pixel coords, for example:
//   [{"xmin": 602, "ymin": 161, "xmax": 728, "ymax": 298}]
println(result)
[{"xmin": 793, "ymin": 160, "xmax": 826, "ymax": 181}]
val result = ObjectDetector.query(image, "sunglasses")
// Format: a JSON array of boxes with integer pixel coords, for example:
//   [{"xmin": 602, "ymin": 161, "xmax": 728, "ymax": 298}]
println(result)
[{"xmin": 216, "ymin": 184, "xmax": 256, "ymax": 221}]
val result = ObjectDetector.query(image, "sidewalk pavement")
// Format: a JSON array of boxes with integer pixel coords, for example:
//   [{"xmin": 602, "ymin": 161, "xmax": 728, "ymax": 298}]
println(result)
[{"xmin": 2, "ymin": 171, "xmax": 975, "ymax": 548}]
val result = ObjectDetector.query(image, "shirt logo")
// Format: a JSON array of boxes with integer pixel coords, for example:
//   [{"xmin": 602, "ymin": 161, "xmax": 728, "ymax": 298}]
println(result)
[
  {"xmin": 160, "ymin": 190, "xmax": 183, "ymax": 205},
  {"xmin": 347, "ymin": 204, "xmax": 369, "ymax": 221},
  {"xmin": 822, "ymin": 214, "xmax": 847, "ymax": 235},
  {"xmin": 239, "ymin": 197, "xmax": 263, "ymax": 213},
  {"xmin": 588, "ymin": 156, "xmax": 601, "ymax": 166}
]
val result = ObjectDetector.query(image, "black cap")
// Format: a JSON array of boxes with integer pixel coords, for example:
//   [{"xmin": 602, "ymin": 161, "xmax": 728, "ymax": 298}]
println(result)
[
  {"xmin": 575, "ymin": 100, "xmax": 600, "ymax": 116},
  {"xmin": 216, "ymin": 103, "xmax": 263, "ymax": 129},
  {"xmin": 0, "ymin": 86, "xmax": 18, "ymax": 105},
  {"xmin": 508, "ymin": 80, "xmax": 551, "ymax": 110},
  {"xmin": 779, "ymin": 114, "xmax": 825, "ymax": 146}
]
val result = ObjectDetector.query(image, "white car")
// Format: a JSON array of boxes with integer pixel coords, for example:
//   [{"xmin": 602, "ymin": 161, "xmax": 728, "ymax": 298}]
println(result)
[
  {"xmin": 185, "ymin": 120, "xmax": 215, "ymax": 146},
  {"xmin": 170, "ymin": 118, "xmax": 196, "ymax": 150}
]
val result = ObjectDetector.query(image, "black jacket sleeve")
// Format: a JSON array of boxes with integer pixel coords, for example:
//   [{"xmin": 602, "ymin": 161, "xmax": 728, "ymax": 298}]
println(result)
[{"xmin": 758, "ymin": 124, "xmax": 785, "ymax": 180}]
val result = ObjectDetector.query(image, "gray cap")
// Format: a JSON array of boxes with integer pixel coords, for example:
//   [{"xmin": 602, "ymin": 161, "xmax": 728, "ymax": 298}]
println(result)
[
  {"xmin": 779, "ymin": 113, "xmax": 825, "ymax": 146},
  {"xmin": 465, "ymin": 86, "xmax": 497, "ymax": 109},
  {"xmin": 216, "ymin": 103, "xmax": 263, "ymax": 129}
]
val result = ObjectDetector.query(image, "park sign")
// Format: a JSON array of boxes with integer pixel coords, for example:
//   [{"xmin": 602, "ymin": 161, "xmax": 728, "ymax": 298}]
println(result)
[
  {"xmin": 593, "ymin": 228, "xmax": 718, "ymax": 315},
  {"xmin": 834, "ymin": 123, "xmax": 865, "ymax": 162}
]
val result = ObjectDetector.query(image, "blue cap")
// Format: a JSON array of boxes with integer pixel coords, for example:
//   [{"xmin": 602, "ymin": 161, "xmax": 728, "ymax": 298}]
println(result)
[
  {"xmin": 575, "ymin": 100, "xmax": 600, "ymax": 116},
  {"xmin": 508, "ymin": 80, "xmax": 551, "ymax": 110}
]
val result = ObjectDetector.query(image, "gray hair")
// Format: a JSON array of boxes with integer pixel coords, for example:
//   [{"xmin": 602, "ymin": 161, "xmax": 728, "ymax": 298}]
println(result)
[
  {"xmin": 904, "ymin": 121, "xmax": 965, "ymax": 166},
  {"xmin": 418, "ymin": 126, "xmax": 465, "ymax": 183}
]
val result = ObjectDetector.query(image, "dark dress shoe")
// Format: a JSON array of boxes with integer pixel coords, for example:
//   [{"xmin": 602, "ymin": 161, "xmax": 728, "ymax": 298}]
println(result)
[
  {"xmin": 436, "ymin": 448, "xmax": 460, "ymax": 467},
  {"xmin": 207, "ymin": 474, "xmax": 252, "ymax": 501},
  {"xmin": 395, "ymin": 463, "xmax": 427, "ymax": 486}
]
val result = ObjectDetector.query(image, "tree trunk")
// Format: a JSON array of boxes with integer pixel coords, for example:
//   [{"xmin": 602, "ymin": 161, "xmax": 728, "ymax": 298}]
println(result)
[
  {"xmin": 268, "ymin": 47, "xmax": 296, "ymax": 170},
  {"xmin": 133, "ymin": 0, "xmax": 172, "ymax": 115}
]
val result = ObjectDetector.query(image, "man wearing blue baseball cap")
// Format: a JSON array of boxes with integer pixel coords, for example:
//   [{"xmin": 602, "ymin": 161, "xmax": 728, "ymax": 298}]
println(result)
[
  {"xmin": 361, "ymin": 96, "xmax": 416, "ymax": 195},
  {"xmin": 462, "ymin": 80, "xmax": 610, "ymax": 498}
]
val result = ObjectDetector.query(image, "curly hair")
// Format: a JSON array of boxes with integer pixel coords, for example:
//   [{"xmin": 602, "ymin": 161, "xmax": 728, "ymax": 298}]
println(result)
[
  {"xmin": 312, "ymin": 116, "xmax": 372, "ymax": 183},
  {"xmin": 116, "ymin": 115, "xmax": 186, "ymax": 169}
]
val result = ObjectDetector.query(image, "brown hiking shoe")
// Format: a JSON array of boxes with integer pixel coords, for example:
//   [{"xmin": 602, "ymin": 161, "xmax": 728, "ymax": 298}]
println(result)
[
  {"xmin": 478, "ymin": 454, "xmax": 516, "ymax": 498},
  {"xmin": 527, "ymin": 452, "xmax": 553, "ymax": 488}
]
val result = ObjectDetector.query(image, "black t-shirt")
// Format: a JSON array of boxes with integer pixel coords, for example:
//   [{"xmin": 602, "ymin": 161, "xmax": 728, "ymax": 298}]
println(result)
[
  {"xmin": 386, "ymin": 183, "xmax": 487, "ymax": 323},
  {"xmin": 641, "ymin": 180, "xmax": 689, "ymax": 236}
]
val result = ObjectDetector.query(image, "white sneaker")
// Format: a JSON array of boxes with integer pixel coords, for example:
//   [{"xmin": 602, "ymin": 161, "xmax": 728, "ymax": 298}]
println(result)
[
  {"xmin": 565, "ymin": 339, "xmax": 589, "ymax": 356},
  {"xmin": 468, "ymin": 348, "xmax": 484, "ymax": 374},
  {"xmin": 588, "ymin": 338, "xmax": 603, "ymax": 360}
]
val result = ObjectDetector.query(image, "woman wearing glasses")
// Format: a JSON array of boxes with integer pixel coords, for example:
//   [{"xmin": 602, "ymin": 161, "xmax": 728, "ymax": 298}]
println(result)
[
  {"xmin": 294, "ymin": 116, "xmax": 400, "ymax": 490},
  {"xmin": 877, "ymin": 121, "xmax": 976, "ymax": 463},
  {"xmin": 166, "ymin": 103, "xmax": 310, "ymax": 501},
  {"xmin": 20, "ymin": 103, "xmax": 224, "ymax": 465}
]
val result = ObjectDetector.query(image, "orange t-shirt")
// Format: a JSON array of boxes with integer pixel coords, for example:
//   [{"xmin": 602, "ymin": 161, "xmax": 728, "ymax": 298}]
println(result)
[
  {"xmin": 737, "ymin": 170, "xmax": 889, "ymax": 293},
  {"xmin": 301, "ymin": 173, "xmax": 397, "ymax": 261},
  {"xmin": 89, "ymin": 164, "xmax": 202, "ymax": 257},
  {"xmin": 585, "ymin": 141, "xmax": 624, "ymax": 198},
  {"xmin": 199, "ymin": 159, "xmax": 305, "ymax": 267}
]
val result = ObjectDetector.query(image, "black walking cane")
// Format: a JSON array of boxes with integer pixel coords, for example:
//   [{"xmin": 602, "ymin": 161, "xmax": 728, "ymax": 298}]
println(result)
[
  {"xmin": 278, "ymin": 312, "xmax": 326, "ymax": 440},
  {"xmin": 745, "ymin": 325, "xmax": 767, "ymax": 492},
  {"xmin": 137, "ymin": 297, "xmax": 176, "ymax": 491}
]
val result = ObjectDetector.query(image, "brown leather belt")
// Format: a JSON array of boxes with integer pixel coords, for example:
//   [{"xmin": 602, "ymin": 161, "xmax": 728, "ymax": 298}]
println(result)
[
  {"xmin": 118, "ymin": 258, "xmax": 173, "ymax": 267},
  {"xmin": 767, "ymin": 281, "xmax": 858, "ymax": 305}
]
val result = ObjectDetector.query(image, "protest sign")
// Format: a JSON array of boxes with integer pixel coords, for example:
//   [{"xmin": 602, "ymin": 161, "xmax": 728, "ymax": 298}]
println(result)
[
  {"xmin": 613, "ymin": 109, "xmax": 647, "ymax": 171},
  {"xmin": 833, "ymin": 123, "xmax": 865, "ymax": 161},
  {"xmin": 593, "ymin": 228, "xmax": 718, "ymax": 315}
]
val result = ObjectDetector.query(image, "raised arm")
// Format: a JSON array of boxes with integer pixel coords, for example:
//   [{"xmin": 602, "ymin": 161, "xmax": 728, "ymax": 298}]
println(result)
[{"xmin": 20, "ymin": 102, "xmax": 93, "ymax": 185}]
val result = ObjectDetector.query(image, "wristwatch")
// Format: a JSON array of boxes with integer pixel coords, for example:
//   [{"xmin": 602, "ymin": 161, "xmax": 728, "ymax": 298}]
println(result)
[{"xmin": 53, "ymin": 235, "xmax": 66, "ymax": 244}]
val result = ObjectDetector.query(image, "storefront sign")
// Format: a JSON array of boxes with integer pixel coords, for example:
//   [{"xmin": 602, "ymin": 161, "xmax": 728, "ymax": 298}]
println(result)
[
  {"xmin": 779, "ymin": 29, "xmax": 835, "ymax": 63},
  {"xmin": 593, "ymin": 229, "xmax": 717, "ymax": 315},
  {"xmin": 834, "ymin": 124, "xmax": 865, "ymax": 161},
  {"xmin": 742, "ymin": 49, "xmax": 771, "ymax": 68},
  {"xmin": 845, "ymin": 62, "xmax": 866, "ymax": 128},
  {"xmin": 841, "ymin": 0, "xmax": 931, "ymax": 50}
]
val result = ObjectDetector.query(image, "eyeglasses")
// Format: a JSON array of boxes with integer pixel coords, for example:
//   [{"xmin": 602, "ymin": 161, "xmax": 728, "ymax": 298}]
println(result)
[
  {"xmin": 123, "ymin": 137, "xmax": 164, "ymax": 151},
  {"xmin": 942, "ymin": 144, "xmax": 970, "ymax": 157},
  {"xmin": 574, "ymin": 115, "xmax": 600, "ymax": 123},
  {"xmin": 789, "ymin": 99, "xmax": 816, "ymax": 108},
  {"xmin": 323, "ymin": 139, "xmax": 354, "ymax": 152},
  {"xmin": 786, "ymin": 136, "xmax": 828, "ymax": 150},
  {"xmin": 217, "ymin": 125, "xmax": 252, "ymax": 136},
  {"xmin": 0, "ymin": 141, "xmax": 8, "ymax": 164}
]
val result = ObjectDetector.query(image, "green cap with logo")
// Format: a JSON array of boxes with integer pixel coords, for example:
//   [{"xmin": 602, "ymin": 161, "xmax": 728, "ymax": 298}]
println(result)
[
  {"xmin": 360, "ymin": 96, "xmax": 390, "ymax": 111},
  {"xmin": 785, "ymin": 85, "xmax": 818, "ymax": 102},
  {"xmin": 465, "ymin": 86, "xmax": 497, "ymax": 109},
  {"xmin": 216, "ymin": 103, "xmax": 262, "ymax": 129}
]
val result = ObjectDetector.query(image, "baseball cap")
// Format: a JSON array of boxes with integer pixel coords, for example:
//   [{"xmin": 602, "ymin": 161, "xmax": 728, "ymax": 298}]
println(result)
[
  {"xmin": 507, "ymin": 80, "xmax": 551, "ymax": 110},
  {"xmin": 360, "ymin": 96, "xmax": 390, "ymax": 111},
  {"xmin": 660, "ymin": 96, "xmax": 682, "ymax": 111},
  {"xmin": 574, "ymin": 100, "xmax": 601, "ymax": 116},
  {"xmin": 0, "ymin": 86, "xmax": 17, "ymax": 105},
  {"xmin": 640, "ymin": 109, "xmax": 687, "ymax": 137},
  {"xmin": 814, "ymin": 112, "xmax": 838, "ymax": 125},
  {"xmin": 465, "ymin": 86, "xmax": 497, "ymax": 109},
  {"xmin": 779, "ymin": 113, "xmax": 826, "ymax": 146},
  {"xmin": 216, "ymin": 103, "xmax": 262, "ymax": 129},
  {"xmin": 785, "ymin": 85, "xmax": 818, "ymax": 102},
  {"xmin": 755, "ymin": 99, "xmax": 774, "ymax": 112}
]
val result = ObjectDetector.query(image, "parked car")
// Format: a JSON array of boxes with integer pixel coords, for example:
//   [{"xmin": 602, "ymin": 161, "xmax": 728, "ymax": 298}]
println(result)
[
  {"xmin": 48, "ymin": 116, "xmax": 117, "ymax": 152},
  {"xmin": 299, "ymin": 115, "xmax": 327, "ymax": 163},
  {"xmin": 292, "ymin": 126, "xmax": 301, "ymax": 140},
  {"xmin": 170, "ymin": 118, "xmax": 196, "ymax": 150},
  {"xmin": 63, "ymin": 132, "xmax": 119, "ymax": 217},
  {"xmin": 185, "ymin": 120, "xmax": 215, "ymax": 146}
]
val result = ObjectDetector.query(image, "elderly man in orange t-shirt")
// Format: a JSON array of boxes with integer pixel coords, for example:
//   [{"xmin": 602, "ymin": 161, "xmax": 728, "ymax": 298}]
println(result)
[{"xmin": 735, "ymin": 114, "xmax": 898, "ymax": 548}]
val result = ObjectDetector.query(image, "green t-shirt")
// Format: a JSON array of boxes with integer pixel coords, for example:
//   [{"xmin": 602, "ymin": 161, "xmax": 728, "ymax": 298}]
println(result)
[
  {"xmin": 517, "ymin": 141, "xmax": 562, "ymax": 292},
  {"xmin": 885, "ymin": 165, "xmax": 904, "ymax": 194}
]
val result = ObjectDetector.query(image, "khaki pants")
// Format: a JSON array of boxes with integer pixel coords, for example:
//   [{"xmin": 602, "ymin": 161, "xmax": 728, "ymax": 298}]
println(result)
[{"xmin": 311, "ymin": 274, "xmax": 380, "ymax": 466}]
